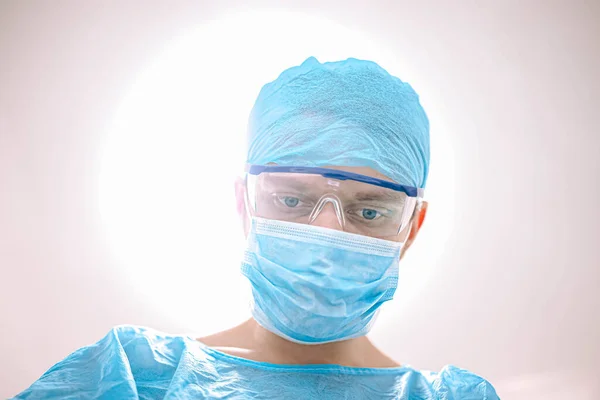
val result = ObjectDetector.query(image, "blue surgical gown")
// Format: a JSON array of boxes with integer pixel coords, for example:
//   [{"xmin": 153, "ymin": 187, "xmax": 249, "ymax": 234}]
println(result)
[{"xmin": 14, "ymin": 325, "xmax": 499, "ymax": 399}]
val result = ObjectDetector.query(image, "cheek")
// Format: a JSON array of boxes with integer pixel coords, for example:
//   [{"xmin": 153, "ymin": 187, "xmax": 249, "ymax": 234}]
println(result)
[
  {"xmin": 376, "ymin": 222, "xmax": 411, "ymax": 243},
  {"xmin": 395, "ymin": 223, "xmax": 413, "ymax": 243},
  {"xmin": 382, "ymin": 235, "xmax": 403, "ymax": 243},
  {"xmin": 399, "ymin": 246, "xmax": 407, "ymax": 261}
]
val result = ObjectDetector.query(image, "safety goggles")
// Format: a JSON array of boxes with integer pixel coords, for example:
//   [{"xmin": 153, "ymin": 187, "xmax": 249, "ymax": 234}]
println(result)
[{"xmin": 245, "ymin": 165, "xmax": 424, "ymax": 238}]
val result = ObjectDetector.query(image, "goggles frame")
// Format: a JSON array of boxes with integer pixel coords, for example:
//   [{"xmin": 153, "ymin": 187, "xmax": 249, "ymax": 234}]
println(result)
[{"xmin": 245, "ymin": 164, "xmax": 424, "ymax": 238}]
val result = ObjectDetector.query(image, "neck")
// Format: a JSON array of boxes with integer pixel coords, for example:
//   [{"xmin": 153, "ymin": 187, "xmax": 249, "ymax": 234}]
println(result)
[
  {"xmin": 199, "ymin": 318, "xmax": 400, "ymax": 368},
  {"xmin": 246, "ymin": 318, "xmax": 395, "ymax": 367}
]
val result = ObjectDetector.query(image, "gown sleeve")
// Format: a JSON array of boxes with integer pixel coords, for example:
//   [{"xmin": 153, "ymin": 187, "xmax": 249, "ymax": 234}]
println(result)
[
  {"xmin": 431, "ymin": 365, "xmax": 500, "ymax": 400},
  {"xmin": 13, "ymin": 327, "xmax": 140, "ymax": 400}
]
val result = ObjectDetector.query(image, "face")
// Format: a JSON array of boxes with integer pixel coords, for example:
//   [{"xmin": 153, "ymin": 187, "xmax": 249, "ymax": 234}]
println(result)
[{"xmin": 236, "ymin": 166, "xmax": 428, "ymax": 259}]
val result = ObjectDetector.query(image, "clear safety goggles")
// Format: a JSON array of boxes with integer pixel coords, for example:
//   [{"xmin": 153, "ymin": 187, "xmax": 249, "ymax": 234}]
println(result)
[{"xmin": 245, "ymin": 165, "xmax": 424, "ymax": 239}]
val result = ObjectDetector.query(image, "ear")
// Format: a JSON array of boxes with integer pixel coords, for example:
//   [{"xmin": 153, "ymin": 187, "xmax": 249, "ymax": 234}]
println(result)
[
  {"xmin": 400, "ymin": 201, "xmax": 428, "ymax": 260},
  {"xmin": 234, "ymin": 177, "xmax": 250, "ymax": 237}
]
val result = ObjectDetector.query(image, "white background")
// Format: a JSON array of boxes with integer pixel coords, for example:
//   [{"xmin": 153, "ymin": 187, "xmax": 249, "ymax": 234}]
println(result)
[{"xmin": 1, "ymin": 1, "xmax": 599, "ymax": 398}]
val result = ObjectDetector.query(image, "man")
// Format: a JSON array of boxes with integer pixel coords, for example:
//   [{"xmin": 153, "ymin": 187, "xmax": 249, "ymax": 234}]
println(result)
[{"xmin": 15, "ymin": 57, "xmax": 498, "ymax": 399}]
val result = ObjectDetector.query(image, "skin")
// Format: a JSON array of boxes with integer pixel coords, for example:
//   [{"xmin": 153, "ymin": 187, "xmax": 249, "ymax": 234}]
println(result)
[{"xmin": 198, "ymin": 166, "xmax": 428, "ymax": 368}]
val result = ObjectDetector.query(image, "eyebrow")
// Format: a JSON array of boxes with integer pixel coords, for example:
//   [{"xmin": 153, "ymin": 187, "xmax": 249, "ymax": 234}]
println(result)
[
  {"xmin": 352, "ymin": 190, "xmax": 406, "ymax": 202},
  {"xmin": 260, "ymin": 175, "xmax": 406, "ymax": 201},
  {"xmin": 261, "ymin": 176, "xmax": 313, "ymax": 191}
]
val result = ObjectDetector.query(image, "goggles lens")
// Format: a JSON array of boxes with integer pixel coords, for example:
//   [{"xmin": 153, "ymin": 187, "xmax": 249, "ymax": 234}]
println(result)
[{"xmin": 246, "ymin": 166, "xmax": 422, "ymax": 238}]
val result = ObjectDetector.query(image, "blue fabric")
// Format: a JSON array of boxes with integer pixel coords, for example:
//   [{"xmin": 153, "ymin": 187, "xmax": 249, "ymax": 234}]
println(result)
[
  {"xmin": 246, "ymin": 57, "xmax": 430, "ymax": 188},
  {"xmin": 14, "ymin": 326, "xmax": 499, "ymax": 399},
  {"xmin": 242, "ymin": 217, "xmax": 402, "ymax": 344}
]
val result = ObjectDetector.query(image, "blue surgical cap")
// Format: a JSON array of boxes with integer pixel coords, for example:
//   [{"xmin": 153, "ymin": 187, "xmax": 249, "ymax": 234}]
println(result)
[{"xmin": 246, "ymin": 57, "xmax": 430, "ymax": 188}]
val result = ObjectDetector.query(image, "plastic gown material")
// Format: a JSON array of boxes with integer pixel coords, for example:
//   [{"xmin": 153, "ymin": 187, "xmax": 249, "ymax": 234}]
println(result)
[
  {"xmin": 15, "ymin": 326, "xmax": 499, "ymax": 399},
  {"xmin": 247, "ymin": 57, "xmax": 430, "ymax": 188}
]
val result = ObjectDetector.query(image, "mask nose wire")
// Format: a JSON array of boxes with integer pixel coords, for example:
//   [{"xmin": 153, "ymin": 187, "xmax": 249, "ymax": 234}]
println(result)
[{"xmin": 308, "ymin": 194, "xmax": 346, "ymax": 229}]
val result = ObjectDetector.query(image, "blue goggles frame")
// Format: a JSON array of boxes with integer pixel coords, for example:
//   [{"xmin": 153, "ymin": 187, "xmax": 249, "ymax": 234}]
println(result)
[{"xmin": 246, "ymin": 165, "xmax": 424, "ymax": 198}]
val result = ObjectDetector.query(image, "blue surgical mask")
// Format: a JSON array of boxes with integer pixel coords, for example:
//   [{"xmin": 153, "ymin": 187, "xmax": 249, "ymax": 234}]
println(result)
[{"xmin": 241, "ymin": 217, "xmax": 402, "ymax": 344}]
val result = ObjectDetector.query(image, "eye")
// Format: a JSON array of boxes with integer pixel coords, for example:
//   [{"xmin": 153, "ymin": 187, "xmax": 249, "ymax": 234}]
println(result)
[
  {"xmin": 361, "ymin": 208, "xmax": 381, "ymax": 220},
  {"xmin": 279, "ymin": 196, "xmax": 300, "ymax": 208}
]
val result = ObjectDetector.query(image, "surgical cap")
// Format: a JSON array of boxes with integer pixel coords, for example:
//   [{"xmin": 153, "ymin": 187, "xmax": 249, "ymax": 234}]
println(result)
[{"xmin": 246, "ymin": 57, "xmax": 430, "ymax": 188}]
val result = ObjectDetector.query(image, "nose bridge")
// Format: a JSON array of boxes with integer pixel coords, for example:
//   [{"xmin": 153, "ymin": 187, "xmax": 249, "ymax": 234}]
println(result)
[{"xmin": 309, "ymin": 194, "xmax": 345, "ymax": 230}]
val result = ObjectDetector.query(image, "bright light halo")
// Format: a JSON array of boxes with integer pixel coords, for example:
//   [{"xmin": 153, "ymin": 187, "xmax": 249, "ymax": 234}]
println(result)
[{"xmin": 98, "ymin": 9, "xmax": 452, "ymax": 335}]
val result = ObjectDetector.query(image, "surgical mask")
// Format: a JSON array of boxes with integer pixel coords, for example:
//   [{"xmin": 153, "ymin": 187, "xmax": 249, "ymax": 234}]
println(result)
[{"xmin": 241, "ymin": 217, "xmax": 402, "ymax": 344}]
